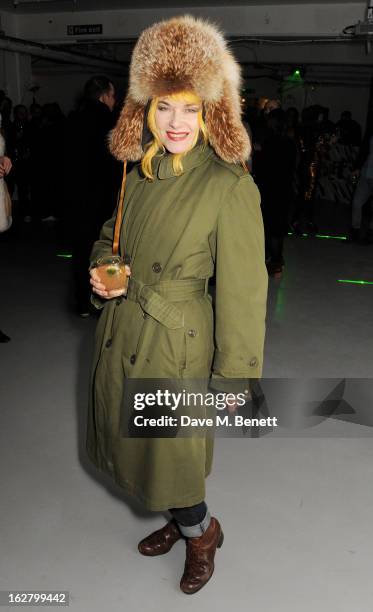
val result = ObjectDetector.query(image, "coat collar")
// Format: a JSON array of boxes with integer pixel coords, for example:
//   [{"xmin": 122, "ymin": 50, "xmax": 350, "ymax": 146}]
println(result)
[{"xmin": 154, "ymin": 144, "xmax": 214, "ymax": 180}]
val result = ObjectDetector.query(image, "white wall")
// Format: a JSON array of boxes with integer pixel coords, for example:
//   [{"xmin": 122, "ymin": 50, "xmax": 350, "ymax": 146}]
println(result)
[
  {"xmin": 0, "ymin": 9, "xmax": 16, "ymax": 36},
  {"xmin": 0, "ymin": 11, "xmax": 15, "ymax": 94},
  {"xmin": 11, "ymin": 3, "xmax": 367, "ymax": 40},
  {"xmin": 0, "ymin": 11, "xmax": 33, "ymax": 103},
  {"xmin": 0, "ymin": 1, "xmax": 371, "ymax": 126},
  {"xmin": 232, "ymin": 40, "xmax": 373, "ymax": 67}
]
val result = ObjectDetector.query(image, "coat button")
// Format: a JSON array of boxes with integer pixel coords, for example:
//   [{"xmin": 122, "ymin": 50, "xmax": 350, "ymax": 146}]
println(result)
[
  {"xmin": 105, "ymin": 338, "xmax": 112, "ymax": 348},
  {"xmin": 188, "ymin": 329, "xmax": 197, "ymax": 337},
  {"xmin": 130, "ymin": 354, "xmax": 137, "ymax": 364},
  {"xmin": 152, "ymin": 262, "xmax": 162, "ymax": 273},
  {"xmin": 249, "ymin": 357, "xmax": 258, "ymax": 367},
  {"xmin": 116, "ymin": 297, "xmax": 122, "ymax": 306},
  {"xmin": 142, "ymin": 312, "xmax": 147, "ymax": 319}
]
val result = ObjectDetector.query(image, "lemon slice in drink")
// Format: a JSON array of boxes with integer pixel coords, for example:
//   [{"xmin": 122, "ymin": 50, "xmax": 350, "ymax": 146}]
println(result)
[{"xmin": 106, "ymin": 266, "xmax": 119, "ymax": 276}]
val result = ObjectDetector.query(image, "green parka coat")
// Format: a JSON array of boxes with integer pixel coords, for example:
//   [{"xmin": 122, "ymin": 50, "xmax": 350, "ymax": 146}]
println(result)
[{"xmin": 86, "ymin": 143, "xmax": 268, "ymax": 511}]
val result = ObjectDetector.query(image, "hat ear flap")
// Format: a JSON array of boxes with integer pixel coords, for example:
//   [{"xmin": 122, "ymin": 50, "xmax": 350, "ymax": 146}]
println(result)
[
  {"xmin": 109, "ymin": 95, "xmax": 145, "ymax": 162},
  {"xmin": 141, "ymin": 100, "xmax": 153, "ymax": 150},
  {"xmin": 205, "ymin": 82, "xmax": 251, "ymax": 164}
]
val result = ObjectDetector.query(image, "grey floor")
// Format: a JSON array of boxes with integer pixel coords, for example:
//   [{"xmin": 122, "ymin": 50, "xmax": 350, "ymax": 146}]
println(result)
[{"xmin": 0, "ymin": 220, "xmax": 373, "ymax": 611}]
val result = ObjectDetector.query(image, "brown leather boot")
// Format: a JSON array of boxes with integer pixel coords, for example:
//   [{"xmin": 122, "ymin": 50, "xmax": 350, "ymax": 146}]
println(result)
[
  {"xmin": 180, "ymin": 517, "xmax": 224, "ymax": 594},
  {"xmin": 138, "ymin": 519, "xmax": 183, "ymax": 556}
]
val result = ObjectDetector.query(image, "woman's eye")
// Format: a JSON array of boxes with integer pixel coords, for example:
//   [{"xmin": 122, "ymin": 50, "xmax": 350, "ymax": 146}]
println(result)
[
  {"xmin": 157, "ymin": 106, "xmax": 168, "ymax": 111},
  {"xmin": 186, "ymin": 108, "xmax": 198, "ymax": 113}
]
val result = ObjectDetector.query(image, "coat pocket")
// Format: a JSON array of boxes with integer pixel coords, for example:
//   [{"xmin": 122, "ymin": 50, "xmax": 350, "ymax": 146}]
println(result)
[
  {"xmin": 180, "ymin": 298, "xmax": 214, "ymax": 378},
  {"xmin": 134, "ymin": 314, "xmax": 187, "ymax": 378}
]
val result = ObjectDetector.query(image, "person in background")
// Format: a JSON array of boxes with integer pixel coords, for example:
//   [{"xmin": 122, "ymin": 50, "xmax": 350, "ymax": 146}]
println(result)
[
  {"xmin": 28, "ymin": 103, "xmax": 43, "ymax": 223},
  {"xmin": 0, "ymin": 91, "xmax": 5, "ymax": 113},
  {"xmin": 285, "ymin": 107, "xmax": 303, "ymax": 218},
  {"xmin": 263, "ymin": 98, "xmax": 281, "ymax": 115},
  {"xmin": 0, "ymin": 115, "xmax": 13, "ymax": 342},
  {"xmin": 28, "ymin": 104, "xmax": 43, "ymax": 152},
  {"xmin": 30, "ymin": 103, "xmax": 66, "ymax": 223},
  {"xmin": 29, "ymin": 103, "xmax": 43, "ymax": 127},
  {"xmin": 290, "ymin": 106, "xmax": 325, "ymax": 235},
  {"xmin": 0, "ymin": 96, "xmax": 13, "ymax": 146},
  {"xmin": 285, "ymin": 107, "xmax": 300, "ymax": 143},
  {"xmin": 7, "ymin": 104, "xmax": 31, "ymax": 222},
  {"xmin": 348, "ymin": 132, "xmax": 373, "ymax": 244},
  {"xmin": 336, "ymin": 111, "xmax": 362, "ymax": 147},
  {"xmin": 257, "ymin": 108, "xmax": 297, "ymax": 274},
  {"xmin": 315, "ymin": 106, "xmax": 335, "ymax": 141},
  {"xmin": 68, "ymin": 75, "xmax": 121, "ymax": 316}
]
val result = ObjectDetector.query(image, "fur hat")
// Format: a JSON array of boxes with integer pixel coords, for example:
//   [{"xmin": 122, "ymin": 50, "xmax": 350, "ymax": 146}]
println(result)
[{"xmin": 109, "ymin": 15, "xmax": 250, "ymax": 164}]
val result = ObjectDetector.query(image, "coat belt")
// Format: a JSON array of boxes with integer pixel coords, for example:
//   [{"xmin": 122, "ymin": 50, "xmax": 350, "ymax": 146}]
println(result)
[{"xmin": 126, "ymin": 277, "xmax": 208, "ymax": 329}]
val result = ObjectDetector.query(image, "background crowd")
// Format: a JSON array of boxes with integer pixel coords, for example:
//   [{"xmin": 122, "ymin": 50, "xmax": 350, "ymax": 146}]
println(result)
[
  {"xmin": 249, "ymin": 99, "xmax": 366, "ymax": 274},
  {"xmin": 0, "ymin": 78, "xmax": 371, "ymax": 314}
]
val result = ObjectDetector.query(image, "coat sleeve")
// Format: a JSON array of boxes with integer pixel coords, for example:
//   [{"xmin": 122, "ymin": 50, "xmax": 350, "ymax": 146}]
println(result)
[
  {"xmin": 0, "ymin": 181, "xmax": 12, "ymax": 233},
  {"xmin": 88, "ymin": 167, "xmax": 137, "ymax": 309},
  {"xmin": 210, "ymin": 173, "xmax": 268, "ymax": 392},
  {"xmin": 89, "ymin": 213, "xmax": 117, "ymax": 310}
]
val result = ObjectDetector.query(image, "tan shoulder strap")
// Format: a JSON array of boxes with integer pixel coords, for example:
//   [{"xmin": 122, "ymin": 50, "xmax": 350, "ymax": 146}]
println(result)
[
  {"xmin": 241, "ymin": 160, "xmax": 250, "ymax": 173},
  {"xmin": 112, "ymin": 160, "xmax": 127, "ymax": 256}
]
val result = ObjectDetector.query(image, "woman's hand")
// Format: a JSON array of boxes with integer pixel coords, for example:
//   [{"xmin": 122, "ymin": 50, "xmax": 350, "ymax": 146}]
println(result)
[
  {"xmin": 90, "ymin": 264, "xmax": 131, "ymax": 299},
  {"xmin": 0, "ymin": 156, "xmax": 12, "ymax": 177}
]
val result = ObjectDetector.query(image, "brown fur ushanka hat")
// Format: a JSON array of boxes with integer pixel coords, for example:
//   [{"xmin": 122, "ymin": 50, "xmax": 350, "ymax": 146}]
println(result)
[{"xmin": 109, "ymin": 15, "xmax": 251, "ymax": 165}]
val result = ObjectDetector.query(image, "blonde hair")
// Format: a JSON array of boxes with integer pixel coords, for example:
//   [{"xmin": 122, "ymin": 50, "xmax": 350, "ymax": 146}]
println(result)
[{"xmin": 141, "ymin": 91, "xmax": 208, "ymax": 180}]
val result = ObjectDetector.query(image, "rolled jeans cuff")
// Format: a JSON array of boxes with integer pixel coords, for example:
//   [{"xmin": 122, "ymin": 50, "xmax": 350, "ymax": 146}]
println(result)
[{"xmin": 176, "ymin": 510, "xmax": 211, "ymax": 538}]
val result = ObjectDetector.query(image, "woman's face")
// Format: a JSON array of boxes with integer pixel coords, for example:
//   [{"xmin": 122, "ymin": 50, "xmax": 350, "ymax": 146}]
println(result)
[{"xmin": 154, "ymin": 96, "xmax": 201, "ymax": 154}]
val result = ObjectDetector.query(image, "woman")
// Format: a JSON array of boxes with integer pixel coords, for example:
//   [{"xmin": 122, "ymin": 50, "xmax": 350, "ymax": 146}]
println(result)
[
  {"xmin": 87, "ymin": 15, "xmax": 268, "ymax": 595},
  {"xmin": 0, "ymin": 113, "xmax": 13, "ymax": 343},
  {"xmin": 0, "ymin": 114, "xmax": 12, "ymax": 233}
]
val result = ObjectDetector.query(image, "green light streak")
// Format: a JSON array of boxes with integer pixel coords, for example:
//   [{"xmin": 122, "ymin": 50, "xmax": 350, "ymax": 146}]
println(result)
[
  {"xmin": 338, "ymin": 279, "xmax": 373, "ymax": 285},
  {"xmin": 316, "ymin": 234, "xmax": 347, "ymax": 240},
  {"xmin": 57, "ymin": 253, "xmax": 73, "ymax": 259},
  {"xmin": 287, "ymin": 232, "xmax": 347, "ymax": 240}
]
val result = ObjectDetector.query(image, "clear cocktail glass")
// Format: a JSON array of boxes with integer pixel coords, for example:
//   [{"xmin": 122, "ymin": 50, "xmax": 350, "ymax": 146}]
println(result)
[{"xmin": 93, "ymin": 255, "xmax": 128, "ymax": 292}]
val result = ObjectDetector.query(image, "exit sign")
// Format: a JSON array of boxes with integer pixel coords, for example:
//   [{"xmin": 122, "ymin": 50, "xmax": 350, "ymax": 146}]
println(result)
[{"xmin": 67, "ymin": 24, "xmax": 103, "ymax": 36}]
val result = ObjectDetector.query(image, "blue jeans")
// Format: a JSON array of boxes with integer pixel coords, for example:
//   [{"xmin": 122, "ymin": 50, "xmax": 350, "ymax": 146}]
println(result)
[
  {"xmin": 169, "ymin": 501, "xmax": 207, "ymax": 526},
  {"xmin": 169, "ymin": 501, "xmax": 211, "ymax": 537}
]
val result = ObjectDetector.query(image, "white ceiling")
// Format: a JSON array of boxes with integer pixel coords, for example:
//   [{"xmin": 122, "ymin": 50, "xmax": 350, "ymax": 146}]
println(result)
[{"xmin": 0, "ymin": 0, "xmax": 365, "ymax": 13}]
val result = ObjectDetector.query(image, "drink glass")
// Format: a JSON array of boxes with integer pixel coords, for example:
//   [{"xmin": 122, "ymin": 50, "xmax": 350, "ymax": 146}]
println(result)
[{"xmin": 93, "ymin": 255, "xmax": 128, "ymax": 292}]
